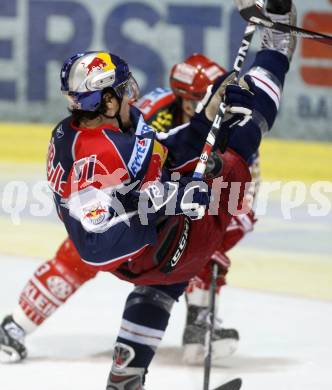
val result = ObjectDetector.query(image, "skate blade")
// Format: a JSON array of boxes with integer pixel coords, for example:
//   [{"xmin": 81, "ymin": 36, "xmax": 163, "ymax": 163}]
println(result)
[{"xmin": 0, "ymin": 346, "xmax": 23, "ymax": 364}]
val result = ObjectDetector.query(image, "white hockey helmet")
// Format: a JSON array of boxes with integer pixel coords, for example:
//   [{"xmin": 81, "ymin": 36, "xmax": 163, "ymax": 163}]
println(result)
[{"xmin": 60, "ymin": 51, "xmax": 139, "ymax": 111}]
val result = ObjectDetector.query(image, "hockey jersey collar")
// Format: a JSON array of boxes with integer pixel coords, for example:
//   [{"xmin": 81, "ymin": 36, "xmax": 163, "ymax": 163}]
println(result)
[{"xmin": 70, "ymin": 120, "xmax": 122, "ymax": 133}]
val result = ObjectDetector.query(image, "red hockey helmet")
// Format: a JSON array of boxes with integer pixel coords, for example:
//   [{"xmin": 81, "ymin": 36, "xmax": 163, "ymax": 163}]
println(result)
[{"xmin": 170, "ymin": 53, "xmax": 226, "ymax": 101}]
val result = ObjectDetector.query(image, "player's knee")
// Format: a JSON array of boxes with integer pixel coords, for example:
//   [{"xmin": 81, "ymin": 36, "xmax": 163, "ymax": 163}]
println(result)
[
  {"xmin": 118, "ymin": 286, "xmax": 178, "ymax": 349},
  {"xmin": 152, "ymin": 282, "xmax": 187, "ymax": 301}
]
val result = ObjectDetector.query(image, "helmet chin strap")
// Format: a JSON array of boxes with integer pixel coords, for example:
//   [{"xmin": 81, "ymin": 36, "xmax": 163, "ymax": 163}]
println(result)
[
  {"xmin": 99, "ymin": 95, "xmax": 123, "ymax": 129},
  {"xmin": 101, "ymin": 111, "xmax": 123, "ymax": 129}
]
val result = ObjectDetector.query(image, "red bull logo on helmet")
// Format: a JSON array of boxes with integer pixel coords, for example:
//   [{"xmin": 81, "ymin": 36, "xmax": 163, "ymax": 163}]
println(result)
[{"xmin": 84, "ymin": 52, "xmax": 116, "ymax": 75}]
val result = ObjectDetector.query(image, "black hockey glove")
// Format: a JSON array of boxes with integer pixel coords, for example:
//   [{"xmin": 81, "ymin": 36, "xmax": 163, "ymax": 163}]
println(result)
[
  {"xmin": 224, "ymin": 75, "xmax": 255, "ymax": 116},
  {"xmin": 216, "ymin": 75, "xmax": 256, "ymax": 153}
]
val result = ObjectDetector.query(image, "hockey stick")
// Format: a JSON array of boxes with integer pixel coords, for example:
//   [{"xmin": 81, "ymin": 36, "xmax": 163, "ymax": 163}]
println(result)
[
  {"xmin": 203, "ymin": 262, "xmax": 218, "ymax": 390},
  {"xmin": 203, "ymin": 263, "xmax": 242, "ymax": 390},
  {"xmin": 198, "ymin": 5, "xmax": 261, "ymax": 390},
  {"xmin": 193, "ymin": 9, "xmax": 259, "ymax": 180},
  {"xmin": 238, "ymin": 0, "xmax": 332, "ymax": 47}
]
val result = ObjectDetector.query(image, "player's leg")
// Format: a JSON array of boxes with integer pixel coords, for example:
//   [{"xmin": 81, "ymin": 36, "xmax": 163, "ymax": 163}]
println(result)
[
  {"xmin": 106, "ymin": 282, "xmax": 187, "ymax": 389},
  {"xmin": 183, "ymin": 253, "xmax": 239, "ymax": 364},
  {"xmin": 224, "ymin": 0, "xmax": 297, "ymax": 163},
  {"xmin": 0, "ymin": 238, "xmax": 98, "ymax": 363},
  {"xmin": 263, "ymin": 0, "xmax": 297, "ymax": 62},
  {"xmin": 182, "ymin": 203, "xmax": 257, "ymax": 364}
]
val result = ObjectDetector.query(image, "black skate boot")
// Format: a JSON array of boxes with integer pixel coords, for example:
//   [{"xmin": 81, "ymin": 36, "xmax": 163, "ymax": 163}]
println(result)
[
  {"xmin": 266, "ymin": 0, "xmax": 291, "ymax": 14},
  {"xmin": 262, "ymin": 0, "xmax": 297, "ymax": 61},
  {"xmin": 106, "ymin": 342, "xmax": 145, "ymax": 390},
  {"xmin": 0, "ymin": 315, "xmax": 27, "ymax": 363},
  {"xmin": 182, "ymin": 305, "xmax": 239, "ymax": 365}
]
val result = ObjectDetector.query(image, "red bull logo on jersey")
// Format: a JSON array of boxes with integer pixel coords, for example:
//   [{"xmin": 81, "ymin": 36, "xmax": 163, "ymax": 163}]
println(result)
[
  {"xmin": 84, "ymin": 52, "xmax": 116, "ymax": 75},
  {"xmin": 83, "ymin": 203, "xmax": 108, "ymax": 225},
  {"xmin": 47, "ymin": 138, "xmax": 66, "ymax": 196}
]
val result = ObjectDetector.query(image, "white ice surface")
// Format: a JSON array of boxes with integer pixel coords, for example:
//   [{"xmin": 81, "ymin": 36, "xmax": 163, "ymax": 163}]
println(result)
[{"xmin": 0, "ymin": 255, "xmax": 332, "ymax": 390}]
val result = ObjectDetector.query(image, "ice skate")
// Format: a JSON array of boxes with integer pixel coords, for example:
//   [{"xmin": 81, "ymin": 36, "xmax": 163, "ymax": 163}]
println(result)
[
  {"xmin": 0, "ymin": 315, "xmax": 27, "ymax": 363},
  {"xmin": 261, "ymin": 0, "xmax": 297, "ymax": 61},
  {"xmin": 182, "ymin": 305, "xmax": 239, "ymax": 365},
  {"xmin": 106, "ymin": 342, "xmax": 145, "ymax": 390}
]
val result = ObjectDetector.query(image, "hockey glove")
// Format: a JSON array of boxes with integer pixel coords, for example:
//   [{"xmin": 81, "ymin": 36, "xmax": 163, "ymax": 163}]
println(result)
[
  {"xmin": 178, "ymin": 176, "xmax": 211, "ymax": 220},
  {"xmin": 196, "ymin": 71, "xmax": 237, "ymax": 121},
  {"xmin": 224, "ymin": 75, "xmax": 255, "ymax": 116},
  {"xmin": 222, "ymin": 210, "xmax": 257, "ymax": 252},
  {"xmin": 138, "ymin": 176, "xmax": 211, "ymax": 221}
]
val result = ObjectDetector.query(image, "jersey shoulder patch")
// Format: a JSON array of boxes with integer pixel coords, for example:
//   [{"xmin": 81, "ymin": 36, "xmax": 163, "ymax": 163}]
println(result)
[{"xmin": 134, "ymin": 87, "xmax": 175, "ymax": 120}]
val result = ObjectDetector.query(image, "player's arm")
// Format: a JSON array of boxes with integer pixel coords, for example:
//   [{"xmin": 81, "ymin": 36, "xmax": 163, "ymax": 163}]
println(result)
[
  {"xmin": 155, "ymin": 72, "xmax": 237, "ymax": 172},
  {"xmin": 219, "ymin": 49, "xmax": 289, "ymax": 162},
  {"xmin": 218, "ymin": 2, "xmax": 296, "ymax": 162}
]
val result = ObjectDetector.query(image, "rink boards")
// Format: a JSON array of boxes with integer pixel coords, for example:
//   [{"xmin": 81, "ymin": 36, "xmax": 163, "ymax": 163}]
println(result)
[{"xmin": 1, "ymin": 122, "xmax": 332, "ymax": 181}]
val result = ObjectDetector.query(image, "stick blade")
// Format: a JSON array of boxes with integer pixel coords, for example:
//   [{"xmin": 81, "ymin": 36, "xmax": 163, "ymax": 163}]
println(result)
[{"xmin": 213, "ymin": 378, "xmax": 242, "ymax": 390}]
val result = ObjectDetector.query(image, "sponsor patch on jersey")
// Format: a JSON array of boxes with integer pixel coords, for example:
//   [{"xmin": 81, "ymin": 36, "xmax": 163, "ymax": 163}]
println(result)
[
  {"xmin": 83, "ymin": 202, "xmax": 108, "ymax": 225},
  {"xmin": 151, "ymin": 110, "xmax": 173, "ymax": 133},
  {"xmin": 128, "ymin": 136, "xmax": 152, "ymax": 177},
  {"xmin": 135, "ymin": 115, "xmax": 154, "ymax": 137}
]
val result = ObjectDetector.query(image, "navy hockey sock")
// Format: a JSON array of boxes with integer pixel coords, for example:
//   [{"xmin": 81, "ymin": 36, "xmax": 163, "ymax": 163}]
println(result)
[
  {"xmin": 116, "ymin": 283, "xmax": 187, "ymax": 369},
  {"xmin": 253, "ymin": 49, "xmax": 289, "ymax": 87},
  {"xmin": 227, "ymin": 49, "xmax": 290, "ymax": 161}
]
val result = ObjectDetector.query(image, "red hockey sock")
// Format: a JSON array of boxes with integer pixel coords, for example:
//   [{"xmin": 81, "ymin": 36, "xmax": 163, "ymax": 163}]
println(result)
[{"xmin": 13, "ymin": 238, "xmax": 98, "ymax": 333}]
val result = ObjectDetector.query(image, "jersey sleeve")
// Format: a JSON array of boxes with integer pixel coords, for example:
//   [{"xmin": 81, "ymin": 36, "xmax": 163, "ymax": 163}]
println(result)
[{"xmin": 155, "ymin": 113, "xmax": 213, "ymax": 173}]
